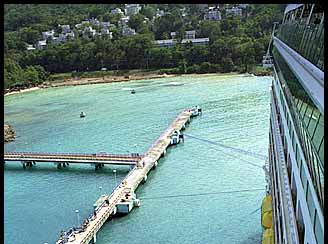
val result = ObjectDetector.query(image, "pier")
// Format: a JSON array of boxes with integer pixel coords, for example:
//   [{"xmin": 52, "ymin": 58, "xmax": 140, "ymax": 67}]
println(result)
[
  {"xmin": 55, "ymin": 107, "xmax": 201, "ymax": 244},
  {"xmin": 4, "ymin": 152, "xmax": 141, "ymax": 168}
]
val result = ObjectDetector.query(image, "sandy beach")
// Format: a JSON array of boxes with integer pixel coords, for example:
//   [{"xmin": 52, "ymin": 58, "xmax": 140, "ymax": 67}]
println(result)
[{"xmin": 4, "ymin": 73, "xmax": 176, "ymax": 97}]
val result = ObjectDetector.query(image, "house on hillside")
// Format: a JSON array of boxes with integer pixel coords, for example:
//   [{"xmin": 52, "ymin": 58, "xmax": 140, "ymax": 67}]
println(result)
[
  {"xmin": 26, "ymin": 44, "xmax": 36, "ymax": 50},
  {"xmin": 101, "ymin": 28, "xmax": 113, "ymax": 38},
  {"xmin": 36, "ymin": 40, "xmax": 47, "ymax": 50},
  {"xmin": 100, "ymin": 22, "xmax": 111, "ymax": 28},
  {"xmin": 225, "ymin": 7, "xmax": 243, "ymax": 17},
  {"xmin": 154, "ymin": 30, "xmax": 209, "ymax": 48},
  {"xmin": 155, "ymin": 9, "xmax": 165, "ymax": 18},
  {"xmin": 59, "ymin": 24, "xmax": 71, "ymax": 34},
  {"xmin": 42, "ymin": 30, "xmax": 55, "ymax": 40},
  {"xmin": 111, "ymin": 8, "xmax": 123, "ymax": 15},
  {"xmin": 118, "ymin": 16, "xmax": 130, "ymax": 28},
  {"xmin": 89, "ymin": 17, "xmax": 100, "ymax": 26},
  {"xmin": 185, "ymin": 30, "xmax": 196, "ymax": 39},
  {"xmin": 122, "ymin": 26, "xmax": 136, "ymax": 36},
  {"xmin": 125, "ymin": 4, "xmax": 141, "ymax": 16},
  {"xmin": 204, "ymin": 6, "xmax": 222, "ymax": 20},
  {"xmin": 83, "ymin": 26, "xmax": 96, "ymax": 37}
]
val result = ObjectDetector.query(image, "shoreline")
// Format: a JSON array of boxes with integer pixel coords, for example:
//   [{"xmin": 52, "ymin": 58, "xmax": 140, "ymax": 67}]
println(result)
[
  {"xmin": 4, "ymin": 73, "xmax": 176, "ymax": 97},
  {"xmin": 4, "ymin": 70, "xmax": 272, "ymax": 97}
]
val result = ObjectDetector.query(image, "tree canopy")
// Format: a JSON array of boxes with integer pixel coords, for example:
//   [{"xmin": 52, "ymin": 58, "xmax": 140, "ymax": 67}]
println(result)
[{"xmin": 4, "ymin": 4, "xmax": 284, "ymax": 89}]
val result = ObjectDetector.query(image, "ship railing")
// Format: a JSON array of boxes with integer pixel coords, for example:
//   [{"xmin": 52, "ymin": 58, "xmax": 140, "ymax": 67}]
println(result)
[{"xmin": 276, "ymin": 22, "xmax": 324, "ymax": 71}]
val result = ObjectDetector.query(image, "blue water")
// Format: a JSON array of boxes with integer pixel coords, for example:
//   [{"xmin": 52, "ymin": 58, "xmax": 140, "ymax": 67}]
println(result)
[{"xmin": 4, "ymin": 74, "xmax": 271, "ymax": 244}]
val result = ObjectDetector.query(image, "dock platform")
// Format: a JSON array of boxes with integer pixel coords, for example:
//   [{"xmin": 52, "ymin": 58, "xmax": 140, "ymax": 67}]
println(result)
[{"xmin": 53, "ymin": 107, "xmax": 200, "ymax": 244}]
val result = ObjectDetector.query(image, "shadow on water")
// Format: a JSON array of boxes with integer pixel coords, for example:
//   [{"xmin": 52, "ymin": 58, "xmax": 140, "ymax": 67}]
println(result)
[{"xmin": 239, "ymin": 232, "xmax": 262, "ymax": 244}]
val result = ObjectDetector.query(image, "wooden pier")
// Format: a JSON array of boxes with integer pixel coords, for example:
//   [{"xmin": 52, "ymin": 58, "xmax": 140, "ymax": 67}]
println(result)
[
  {"xmin": 4, "ymin": 152, "xmax": 141, "ymax": 168},
  {"xmin": 55, "ymin": 107, "xmax": 201, "ymax": 244}
]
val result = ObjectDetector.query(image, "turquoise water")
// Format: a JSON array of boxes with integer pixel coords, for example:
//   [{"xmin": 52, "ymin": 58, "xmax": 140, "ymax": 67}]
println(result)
[{"xmin": 4, "ymin": 74, "xmax": 272, "ymax": 244}]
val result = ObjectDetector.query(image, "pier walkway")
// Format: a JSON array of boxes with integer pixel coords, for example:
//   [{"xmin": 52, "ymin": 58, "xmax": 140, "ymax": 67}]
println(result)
[
  {"xmin": 4, "ymin": 152, "xmax": 141, "ymax": 167},
  {"xmin": 56, "ymin": 107, "xmax": 201, "ymax": 244}
]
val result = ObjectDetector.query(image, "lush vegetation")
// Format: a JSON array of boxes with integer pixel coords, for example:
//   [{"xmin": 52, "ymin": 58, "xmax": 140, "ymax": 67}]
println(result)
[{"xmin": 4, "ymin": 4, "xmax": 284, "ymax": 89}]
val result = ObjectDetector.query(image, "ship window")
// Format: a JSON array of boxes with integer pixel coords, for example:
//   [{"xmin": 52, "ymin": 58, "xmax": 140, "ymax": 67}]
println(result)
[
  {"xmin": 297, "ymin": 204, "xmax": 305, "ymax": 244},
  {"xmin": 295, "ymin": 145, "xmax": 300, "ymax": 166},
  {"xmin": 299, "ymin": 102, "xmax": 307, "ymax": 118},
  {"xmin": 297, "ymin": 99, "xmax": 303, "ymax": 110},
  {"xmin": 307, "ymin": 189, "xmax": 316, "ymax": 223},
  {"xmin": 292, "ymin": 132, "xmax": 297, "ymax": 152},
  {"xmin": 311, "ymin": 114, "xmax": 323, "ymax": 151},
  {"xmin": 284, "ymin": 102, "xmax": 288, "ymax": 118},
  {"xmin": 302, "ymin": 104, "xmax": 311, "ymax": 126},
  {"xmin": 300, "ymin": 162, "xmax": 307, "ymax": 188},
  {"xmin": 287, "ymin": 117, "xmax": 292, "ymax": 136},
  {"xmin": 314, "ymin": 214, "xmax": 324, "ymax": 244}
]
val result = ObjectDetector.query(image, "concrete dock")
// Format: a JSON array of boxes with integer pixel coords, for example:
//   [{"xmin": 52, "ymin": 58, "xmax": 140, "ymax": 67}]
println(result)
[{"xmin": 53, "ymin": 107, "xmax": 201, "ymax": 244}]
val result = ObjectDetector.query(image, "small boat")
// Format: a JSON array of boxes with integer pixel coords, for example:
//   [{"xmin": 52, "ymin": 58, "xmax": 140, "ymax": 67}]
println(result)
[
  {"xmin": 80, "ymin": 112, "xmax": 86, "ymax": 118},
  {"xmin": 131, "ymin": 89, "xmax": 136, "ymax": 94}
]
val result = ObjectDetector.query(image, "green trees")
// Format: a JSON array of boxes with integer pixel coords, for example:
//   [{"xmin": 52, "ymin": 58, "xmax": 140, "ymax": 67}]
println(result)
[
  {"xmin": 4, "ymin": 4, "xmax": 284, "ymax": 89},
  {"xmin": 4, "ymin": 58, "xmax": 49, "ymax": 89},
  {"xmin": 140, "ymin": 5, "xmax": 156, "ymax": 20}
]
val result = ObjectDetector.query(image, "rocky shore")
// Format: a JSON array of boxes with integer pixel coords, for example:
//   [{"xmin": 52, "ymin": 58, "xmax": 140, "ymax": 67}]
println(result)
[{"xmin": 4, "ymin": 124, "xmax": 16, "ymax": 143}]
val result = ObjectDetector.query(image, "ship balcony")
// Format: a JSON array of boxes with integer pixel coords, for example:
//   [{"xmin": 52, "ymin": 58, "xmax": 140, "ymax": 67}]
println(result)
[{"xmin": 276, "ymin": 22, "xmax": 324, "ymax": 72}]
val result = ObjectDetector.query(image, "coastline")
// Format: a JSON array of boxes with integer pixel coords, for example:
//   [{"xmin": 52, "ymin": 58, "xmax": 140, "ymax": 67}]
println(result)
[
  {"xmin": 4, "ymin": 73, "xmax": 176, "ymax": 97},
  {"xmin": 4, "ymin": 70, "xmax": 272, "ymax": 97}
]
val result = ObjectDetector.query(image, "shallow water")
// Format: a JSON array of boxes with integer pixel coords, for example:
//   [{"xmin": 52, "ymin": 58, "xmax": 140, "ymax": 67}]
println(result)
[{"xmin": 4, "ymin": 74, "xmax": 271, "ymax": 244}]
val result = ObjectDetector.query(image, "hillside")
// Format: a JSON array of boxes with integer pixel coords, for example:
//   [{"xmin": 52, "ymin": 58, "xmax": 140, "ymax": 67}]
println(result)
[{"xmin": 4, "ymin": 4, "xmax": 284, "ymax": 89}]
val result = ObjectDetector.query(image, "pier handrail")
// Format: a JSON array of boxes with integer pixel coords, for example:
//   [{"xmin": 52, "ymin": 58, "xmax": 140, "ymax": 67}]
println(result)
[
  {"xmin": 4, "ymin": 152, "xmax": 143, "ymax": 162},
  {"xmin": 54, "ymin": 107, "xmax": 199, "ymax": 244}
]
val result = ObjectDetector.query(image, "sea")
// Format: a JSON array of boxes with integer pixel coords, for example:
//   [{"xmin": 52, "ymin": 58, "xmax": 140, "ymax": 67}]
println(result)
[{"xmin": 4, "ymin": 73, "xmax": 272, "ymax": 244}]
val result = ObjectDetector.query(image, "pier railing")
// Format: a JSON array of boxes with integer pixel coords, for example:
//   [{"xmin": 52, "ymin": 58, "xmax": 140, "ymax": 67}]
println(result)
[{"xmin": 4, "ymin": 152, "xmax": 143, "ymax": 162}]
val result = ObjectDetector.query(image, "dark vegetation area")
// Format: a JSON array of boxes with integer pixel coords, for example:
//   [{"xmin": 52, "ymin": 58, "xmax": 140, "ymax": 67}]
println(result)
[{"xmin": 4, "ymin": 4, "xmax": 284, "ymax": 89}]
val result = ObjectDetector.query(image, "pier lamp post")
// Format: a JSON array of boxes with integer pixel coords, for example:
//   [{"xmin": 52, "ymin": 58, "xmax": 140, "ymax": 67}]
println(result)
[
  {"xmin": 113, "ymin": 169, "xmax": 117, "ymax": 187},
  {"xmin": 75, "ymin": 209, "xmax": 80, "ymax": 227}
]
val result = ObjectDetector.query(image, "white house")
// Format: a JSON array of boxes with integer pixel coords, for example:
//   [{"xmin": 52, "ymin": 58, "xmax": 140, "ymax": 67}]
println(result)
[
  {"xmin": 65, "ymin": 31, "xmax": 75, "ymax": 40},
  {"xmin": 181, "ymin": 38, "xmax": 209, "ymax": 46},
  {"xmin": 101, "ymin": 28, "xmax": 113, "ymax": 38},
  {"xmin": 42, "ymin": 30, "xmax": 55, "ymax": 40},
  {"xmin": 154, "ymin": 37, "xmax": 209, "ymax": 48},
  {"xmin": 171, "ymin": 32, "xmax": 176, "ymax": 39},
  {"xmin": 59, "ymin": 24, "xmax": 71, "ymax": 33},
  {"xmin": 226, "ymin": 7, "xmax": 243, "ymax": 17},
  {"xmin": 119, "ymin": 16, "xmax": 130, "ymax": 28},
  {"xmin": 36, "ymin": 40, "xmax": 47, "ymax": 50},
  {"xmin": 26, "ymin": 44, "xmax": 36, "ymax": 50},
  {"xmin": 89, "ymin": 17, "xmax": 100, "ymax": 26},
  {"xmin": 100, "ymin": 22, "xmax": 111, "ymax": 28},
  {"xmin": 122, "ymin": 26, "xmax": 136, "ymax": 36},
  {"xmin": 83, "ymin": 26, "xmax": 96, "ymax": 37},
  {"xmin": 185, "ymin": 30, "xmax": 196, "ymax": 39},
  {"xmin": 125, "ymin": 4, "xmax": 141, "ymax": 16},
  {"xmin": 238, "ymin": 4, "xmax": 249, "ymax": 9},
  {"xmin": 204, "ymin": 7, "xmax": 222, "ymax": 20},
  {"xmin": 153, "ymin": 39, "xmax": 176, "ymax": 48},
  {"xmin": 111, "ymin": 8, "xmax": 123, "ymax": 15},
  {"xmin": 156, "ymin": 9, "xmax": 165, "ymax": 18}
]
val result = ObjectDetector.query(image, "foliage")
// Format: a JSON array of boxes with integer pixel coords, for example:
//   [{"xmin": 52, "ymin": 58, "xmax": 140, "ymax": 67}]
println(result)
[{"xmin": 4, "ymin": 4, "xmax": 284, "ymax": 89}]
